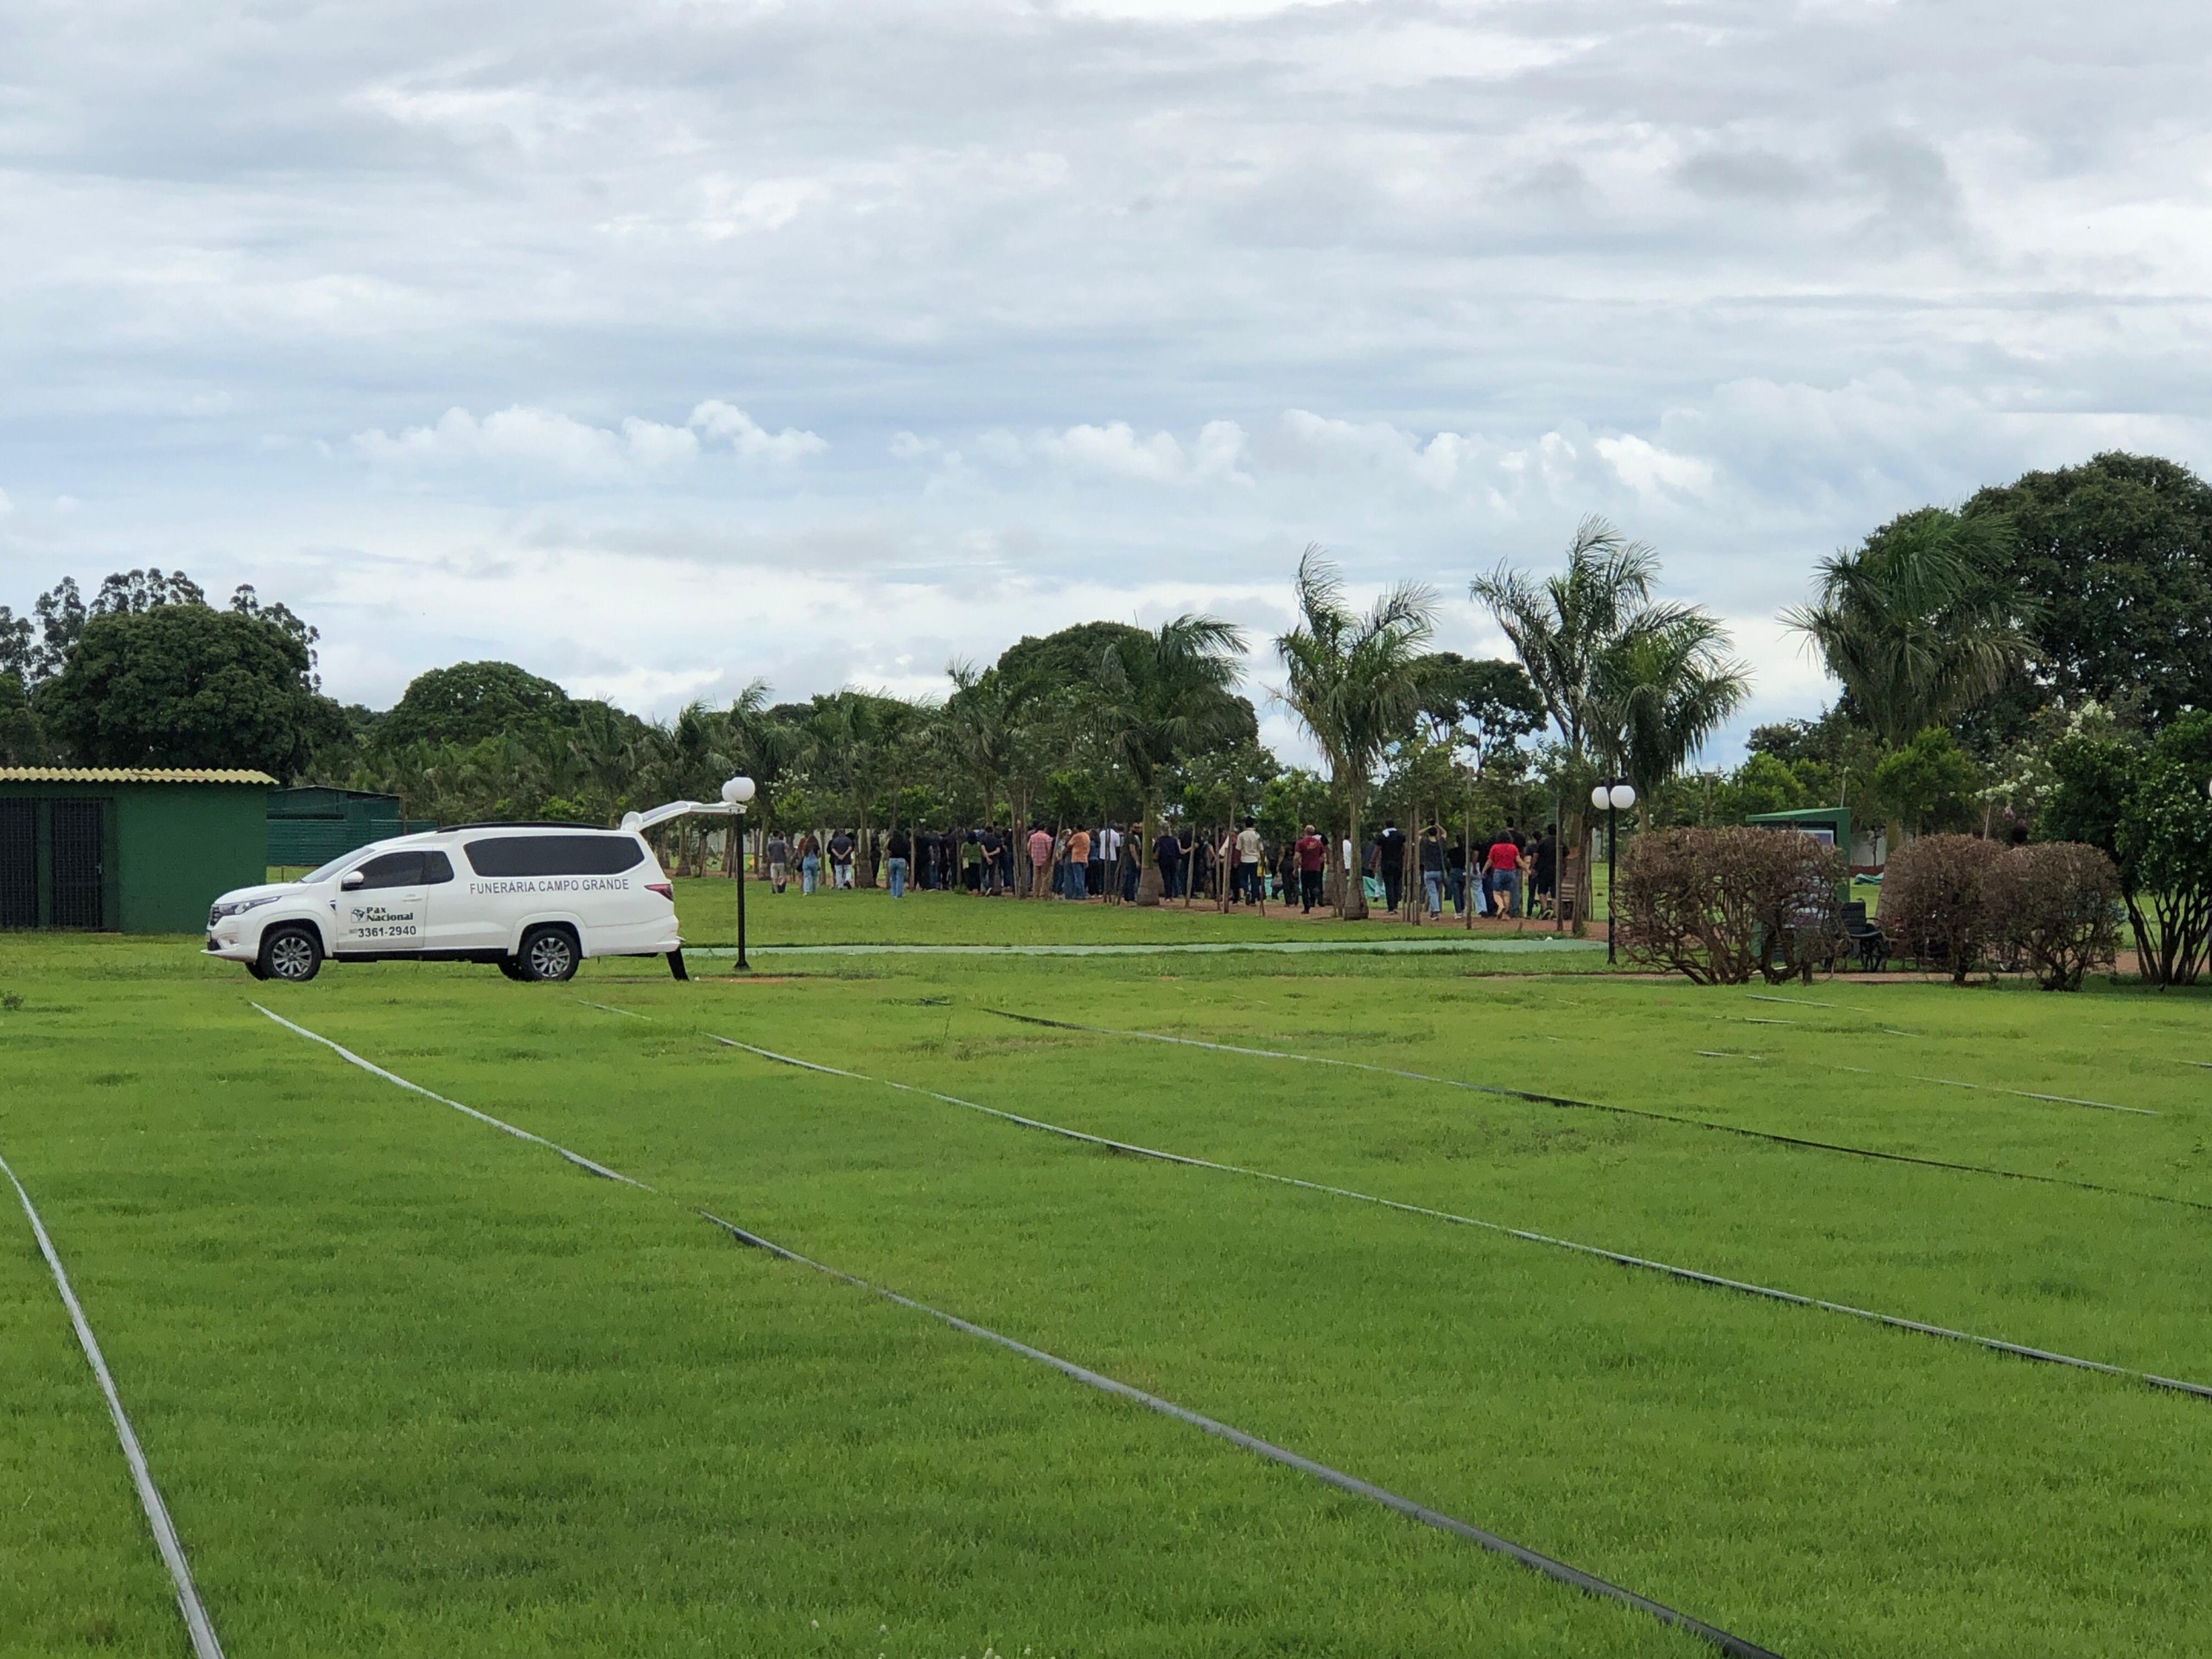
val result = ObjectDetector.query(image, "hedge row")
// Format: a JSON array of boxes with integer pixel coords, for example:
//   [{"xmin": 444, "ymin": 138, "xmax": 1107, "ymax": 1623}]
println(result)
[
  {"xmin": 1879, "ymin": 834, "xmax": 2120, "ymax": 990},
  {"xmin": 1615, "ymin": 827, "xmax": 2119, "ymax": 990}
]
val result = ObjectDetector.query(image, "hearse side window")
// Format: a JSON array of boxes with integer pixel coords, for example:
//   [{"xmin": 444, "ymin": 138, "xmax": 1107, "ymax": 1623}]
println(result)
[
  {"xmin": 353, "ymin": 852, "xmax": 425, "ymax": 889},
  {"xmin": 422, "ymin": 851, "xmax": 455, "ymax": 884},
  {"xmin": 462, "ymin": 835, "xmax": 645, "ymax": 878}
]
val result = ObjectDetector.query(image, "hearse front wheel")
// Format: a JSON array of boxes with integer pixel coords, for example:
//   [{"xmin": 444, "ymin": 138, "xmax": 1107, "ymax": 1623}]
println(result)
[
  {"xmin": 519, "ymin": 925, "xmax": 579, "ymax": 983},
  {"xmin": 258, "ymin": 925, "xmax": 322, "ymax": 983}
]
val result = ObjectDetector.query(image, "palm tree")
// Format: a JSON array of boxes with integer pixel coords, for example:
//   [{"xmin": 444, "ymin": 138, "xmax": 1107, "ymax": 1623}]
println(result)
[
  {"xmin": 1471, "ymin": 515, "xmax": 1738, "ymax": 925},
  {"xmin": 1092, "ymin": 615, "xmax": 1249, "ymax": 904},
  {"xmin": 944, "ymin": 660, "xmax": 1020, "ymax": 823},
  {"xmin": 1470, "ymin": 516, "xmax": 1667, "ymax": 756},
  {"xmin": 1594, "ymin": 613, "xmax": 1751, "ymax": 823},
  {"xmin": 1782, "ymin": 508, "xmax": 2031, "ymax": 749},
  {"xmin": 1275, "ymin": 546, "xmax": 1438, "ymax": 919}
]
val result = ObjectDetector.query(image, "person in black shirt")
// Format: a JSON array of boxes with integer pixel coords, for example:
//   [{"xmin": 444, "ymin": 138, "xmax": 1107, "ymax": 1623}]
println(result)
[
  {"xmin": 1533, "ymin": 823, "xmax": 1558, "ymax": 918},
  {"xmin": 1376, "ymin": 821, "xmax": 1408, "ymax": 912},
  {"xmin": 886, "ymin": 827, "xmax": 912, "ymax": 899},
  {"xmin": 978, "ymin": 827, "xmax": 1001, "ymax": 894}
]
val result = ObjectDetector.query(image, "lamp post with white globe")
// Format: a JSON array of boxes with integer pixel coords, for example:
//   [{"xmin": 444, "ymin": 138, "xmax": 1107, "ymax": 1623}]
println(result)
[
  {"xmin": 1590, "ymin": 779, "xmax": 1637, "ymax": 965},
  {"xmin": 722, "ymin": 776, "xmax": 756, "ymax": 970}
]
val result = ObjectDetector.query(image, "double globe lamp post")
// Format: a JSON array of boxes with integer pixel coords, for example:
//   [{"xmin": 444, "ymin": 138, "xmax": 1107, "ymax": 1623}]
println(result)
[
  {"xmin": 1590, "ymin": 779, "xmax": 1637, "ymax": 965},
  {"xmin": 721, "ymin": 775, "xmax": 755, "ymax": 970}
]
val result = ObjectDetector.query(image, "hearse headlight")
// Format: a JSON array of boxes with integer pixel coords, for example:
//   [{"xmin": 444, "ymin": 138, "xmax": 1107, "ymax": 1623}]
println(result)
[{"xmin": 209, "ymin": 894, "xmax": 281, "ymax": 924}]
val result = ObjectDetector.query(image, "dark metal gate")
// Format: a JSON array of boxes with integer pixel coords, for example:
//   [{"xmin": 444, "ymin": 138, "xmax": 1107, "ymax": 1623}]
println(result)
[
  {"xmin": 0, "ymin": 801, "xmax": 34, "ymax": 928},
  {"xmin": 48, "ymin": 799, "xmax": 106, "ymax": 929}
]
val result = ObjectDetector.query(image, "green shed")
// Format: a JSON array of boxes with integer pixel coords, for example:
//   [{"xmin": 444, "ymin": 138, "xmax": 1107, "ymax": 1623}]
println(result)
[
  {"xmin": 0, "ymin": 768, "xmax": 277, "ymax": 933},
  {"xmin": 267, "ymin": 785, "xmax": 426, "ymax": 868},
  {"xmin": 1744, "ymin": 804, "xmax": 1851, "ymax": 850}
]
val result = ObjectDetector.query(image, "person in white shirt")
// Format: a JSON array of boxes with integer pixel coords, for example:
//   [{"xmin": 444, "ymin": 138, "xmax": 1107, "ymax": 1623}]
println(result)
[{"xmin": 1233, "ymin": 817, "xmax": 1264, "ymax": 905}]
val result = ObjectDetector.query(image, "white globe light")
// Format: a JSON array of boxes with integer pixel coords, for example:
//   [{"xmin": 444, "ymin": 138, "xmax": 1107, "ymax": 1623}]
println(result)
[
  {"xmin": 1610, "ymin": 783, "xmax": 1637, "ymax": 811},
  {"xmin": 1590, "ymin": 784, "xmax": 1612, "ymax": 811},
  {"xmin": 721, "ymin": 776, "xmax": 757, "ymax": 805}
]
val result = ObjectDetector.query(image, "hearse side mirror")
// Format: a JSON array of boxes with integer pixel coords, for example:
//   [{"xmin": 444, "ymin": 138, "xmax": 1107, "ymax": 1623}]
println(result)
[{"xmin": 341, "ymin": 870, "xmax": 365, "ymax": 889}]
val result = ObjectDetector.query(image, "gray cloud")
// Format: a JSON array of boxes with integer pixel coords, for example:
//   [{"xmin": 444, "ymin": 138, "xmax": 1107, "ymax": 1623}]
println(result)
[{"xmin": 3, "ymin": 0, "xmax": 2209, "ymax": 761}]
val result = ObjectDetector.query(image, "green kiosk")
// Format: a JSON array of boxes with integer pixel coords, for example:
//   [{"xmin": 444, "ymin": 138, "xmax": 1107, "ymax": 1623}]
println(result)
[
  {"xmin": 0, "ymin": 767, "xmax": 277, "ymax": 932},
  {"xmin": 1744, "ymin": 804, "xmax": 1851, "ymax": 855}
]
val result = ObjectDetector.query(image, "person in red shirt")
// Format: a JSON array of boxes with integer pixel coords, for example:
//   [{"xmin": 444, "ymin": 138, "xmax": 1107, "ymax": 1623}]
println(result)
[
  {"xmin": 1294, "ymin": 823, "xmax": 1327, "ymax": 912},
  {"xmin": 1485, "ymin": 830, "xmax": 1525, "ymax": 918}
]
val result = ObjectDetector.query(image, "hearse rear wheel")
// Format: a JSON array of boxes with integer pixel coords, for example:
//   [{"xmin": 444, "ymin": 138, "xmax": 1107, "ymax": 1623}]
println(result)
[{"xmin": 519, "ymin": 925, "xmax": 579, "ymax": 983}]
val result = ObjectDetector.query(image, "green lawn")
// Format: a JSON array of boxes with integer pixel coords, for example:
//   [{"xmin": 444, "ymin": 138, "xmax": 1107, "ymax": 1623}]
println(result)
[
  {"xmin": 3, "ymin": 931, "xmax": 2209, "ymax": 1656},
  {"xmin": 669, "ymin": 877, "xmax": 1577, "ymax": 948}
]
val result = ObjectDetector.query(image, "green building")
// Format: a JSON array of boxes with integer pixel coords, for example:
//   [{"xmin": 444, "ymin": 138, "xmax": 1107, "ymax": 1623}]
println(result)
[
  {"xmin": 267, "ymin": 785, "xmax": 426, "ymax": 869},
  {"xmin": 0, "ymin": 768, "xmax": 277, "ymax": 933},
  {"xmin": 1745, "ymin": 804, "xmax": 1885, "ymax": 874}
]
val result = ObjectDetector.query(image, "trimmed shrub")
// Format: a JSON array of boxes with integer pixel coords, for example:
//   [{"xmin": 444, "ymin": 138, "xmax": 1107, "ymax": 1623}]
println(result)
[
  {"xmin": 1616, "ymin": 826, "xmax": 1847, "ymax": 986},
  {"xmin": 1880, "ymin": 834, "xmax": 2005, "ymax": 982},
  {"xmin": 1987, "ymin": 842, "xmax": 2121, "ymax": 991}
]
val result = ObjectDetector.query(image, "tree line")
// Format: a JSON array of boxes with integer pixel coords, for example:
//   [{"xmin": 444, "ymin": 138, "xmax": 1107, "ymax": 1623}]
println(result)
[{"xmin": 4, "ymin": 449, "xmax": 2208, "ymax": 941}]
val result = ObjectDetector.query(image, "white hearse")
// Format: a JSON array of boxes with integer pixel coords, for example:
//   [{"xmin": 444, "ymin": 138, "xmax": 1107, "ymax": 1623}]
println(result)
[{"xmin": 206, "ymin": 820, "xmax": 688, "ymax": 983}]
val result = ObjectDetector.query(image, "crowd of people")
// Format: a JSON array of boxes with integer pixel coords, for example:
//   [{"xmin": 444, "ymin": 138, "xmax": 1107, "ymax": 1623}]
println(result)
[{"xmin": 750, "ymin": 817, "xmax": 1560, "ymax": 919}]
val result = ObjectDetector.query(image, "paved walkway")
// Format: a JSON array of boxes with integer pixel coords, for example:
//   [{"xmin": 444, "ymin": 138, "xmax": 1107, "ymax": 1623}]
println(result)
[{"xmin": 689, "ymin": 936, "xmax": 1605, "ymax": 957}]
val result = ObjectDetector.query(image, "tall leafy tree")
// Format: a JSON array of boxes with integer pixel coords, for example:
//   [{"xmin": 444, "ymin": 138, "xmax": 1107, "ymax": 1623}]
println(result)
[
  {"xmin": 1276, "ymin": 546, "xmax": 1437, "ymax": 918},
  {"xmin": 41, "ymin": 603, "xmax": 342, "ymax": 777},
  {"xmin": 2044, "ymin": 713, "xmax": 2212, "ymax": 986},
  {"xmin": 0, "ymin": 671, "xmax": 45, "ymax": 764},
  {"xmin": 380, "ymin": 660, "xmax": 575, "ymax": 747},
  {"xmin": 1965, "ymin": 452, "xmax": 2212, "ymax": 730},
  {"xmin": 1781, "ymin": 507, "xmax": 2033, "ymax": 749},
  {"xmin": 1092, "ymin": 614, "xmax": 1249, "ymax": 903},
  {"xmin": 1414, "ymin": 652, "xmax": 1544, "ymax": 775}
]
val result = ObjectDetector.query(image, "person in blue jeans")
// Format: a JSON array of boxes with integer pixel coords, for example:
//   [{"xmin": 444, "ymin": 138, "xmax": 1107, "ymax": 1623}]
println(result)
[
  {"xmin": 886, "ymin": 827, "xmax": 911, "ymax": 898},
  {"xmin": 1484, "ymin": 830, "xmax": 1523, "ymax": 918},
  {"xmin": 1419, "ymin": 825, "xmax": 1447, "ymax": 918},
  {"xmin": 798, "ymin": 830, "xmax": 821, "ymax": 895}
]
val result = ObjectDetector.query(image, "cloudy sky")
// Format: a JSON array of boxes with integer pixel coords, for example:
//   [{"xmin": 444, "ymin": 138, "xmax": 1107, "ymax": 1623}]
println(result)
[{"xmin": 4, "ymin": 0, "xmax": 2209, "ymax": 764}]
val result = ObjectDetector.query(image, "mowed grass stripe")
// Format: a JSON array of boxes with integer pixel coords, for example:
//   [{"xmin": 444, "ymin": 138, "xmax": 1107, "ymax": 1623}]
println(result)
[
  {"xmin": 675, "ymin": 1017, "xmax": 2212, "ymax": 1404},
  {"xmin": 563, "ymin": 974, "xmax": 2212, "ymax": 1383},
  {"xmin": 1, "ymin": 1151, "xmax": 227, "ymax": 1658},
  {"xmin": 978, "ymin": 1007, "xmax": 2202, "ymax": 1211},
  {"xmin": 259, "ymin": 1003, "xmax": 1785, "ymax": 1659},
  {"xmin": 21, "ymin": 944, "xmax": 2210, "ymax": 1655},
  {"xmin": 3, "ymin": 977, "xmax": 1725, "ymax": 1657},
  {"xmin": 0, "ymin": 1156, "xmax": 213, "ymax": 1656},
  {"xmin": 1689, "ymin": 1048, "xmax": 2151, "ymax": 1116}
]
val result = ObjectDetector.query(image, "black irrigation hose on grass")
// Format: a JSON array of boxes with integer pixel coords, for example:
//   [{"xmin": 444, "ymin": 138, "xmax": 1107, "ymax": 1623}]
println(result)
[
  {"xmin": 697, "ymin": 1210, "xmax": 1784, "ymax": 1659},
  {"xmin": 981, "ymin": 1009, "xmax": 2207, "ymax": 1217},
  {"xmin": 251, "ymin": 1004, "xmax": 1782, "ymax": 1659},
  {"xmin": 2, "ymin": 1150, "xmax": 226, "ymax": 1659},
  {"xmin": 690, "ymin": 1021, "xmax": 2212, "ymax": 1407}
]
